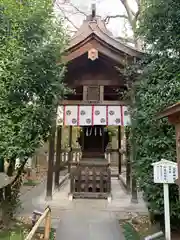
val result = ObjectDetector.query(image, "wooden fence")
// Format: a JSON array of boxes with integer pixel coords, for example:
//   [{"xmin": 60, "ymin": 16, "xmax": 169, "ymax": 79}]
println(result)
[
  {"xmin": 25, "ymin": 207, "xmax": 51, "ymax": 240},
  {"xmin": 62, "ymin": 147, "xmax": 131, "ymax": 191}
]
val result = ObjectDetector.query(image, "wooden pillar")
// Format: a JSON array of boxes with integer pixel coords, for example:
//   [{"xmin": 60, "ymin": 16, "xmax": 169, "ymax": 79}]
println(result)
[
  {"xmin": 125, "ymin": 127, "xmax": 131, "ymax": 192},
  {"xmin": 130, "ymin": 127, "xmax": 138, "ymax": 203},
  {"xmin": 131, "ymin": 175, "xmax": 138, "ymax": 203},
  {"xmin": 175, "ymin": 122, "xmax": 180, "ymax": 198},
  {"xmin": 83, "ymin": 86, "xmax": 88, "ymax": 101},
  {"xmin": 118, "ymin": 126, "xmax": 122, "ymax": 175},
  {"xmin": 54, "ymin": 126, "xmax": 62, "ymax": 189},
  {"xmin": 68, "ymin": 126, "xmax": 73, "ymax": 173},
  {"xmin": 46, "ymin": 125, "xmax": 56, "ymax": 200},
  {"xmin": 100, "ymin": 86, "xmax": 104, "ymax": 102}
]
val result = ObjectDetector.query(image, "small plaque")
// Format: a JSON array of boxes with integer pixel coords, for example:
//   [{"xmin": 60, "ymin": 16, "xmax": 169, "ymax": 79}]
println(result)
[
  {"xmin": 152, "ymin": 159, "xmax": 178, "ymax": 184},
  {"xmin": 88, "ymin": 48, "xmax": 98, "ymax": 61}
]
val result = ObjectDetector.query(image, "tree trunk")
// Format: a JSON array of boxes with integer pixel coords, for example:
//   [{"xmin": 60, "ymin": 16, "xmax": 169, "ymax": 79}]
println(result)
[
  {"xmin": 0, "ymin": 158, "xmax": 4, "ymax": 202},
  {"xmin": 3, "ymin": 160, "xmax": 15, "ymax": 223}
]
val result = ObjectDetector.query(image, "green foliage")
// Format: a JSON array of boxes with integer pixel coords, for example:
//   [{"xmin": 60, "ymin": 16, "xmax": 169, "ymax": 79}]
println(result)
[
  {"xmin": 122, "ymin": 222, "xmax": 140, "ymax": 240},
  {"xmin": 131, "ymin": 0, "xmax": 180, "ymax": 227},
  {"xmin": 105, "ymin": 126, "xmax": 117, "ymax": 142},
  {"xmin": 138, "ymin": 0, "xmax": 180, "ymax": 54},
  {"xmin": 0, "ymin": 0, "xmax": 68, "ymax": 161}
]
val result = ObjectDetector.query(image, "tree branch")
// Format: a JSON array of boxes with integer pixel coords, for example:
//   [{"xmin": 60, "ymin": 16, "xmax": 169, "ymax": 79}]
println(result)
[
  {"xmin": 11, "ymin": 158, "xmax": 28, "ymax": 186},
  {"xmin": 55, "ymin": 2, "xmax": 79, "ymax": 30},
  {"xmin": 135, "ymin": 0, "xmax": 140, "ymax": 5},
  {"xmin": 55, "ymin": 0, "xmax": 87, "ymax": 17},
  {"xmin": 68, "ymin": 2, "xmax": 88, "ymax": 17},
  {"xmin": 120, "ymin": 0, "xmax": 135, "ymax": 20},
  {"xmin": 134, "ymin": 0, "xmax": 141, "ymax": 23},
  {"xmin": 119, "ymin": 0, "xmax": 139, "ymax": 32},
  {"xmin": 117, "ymin": 36, "xmax": 135, "ymax": 44},
  {"xmin": 104, "ymin": 14, "xmax": 128, "ymax": 24}
]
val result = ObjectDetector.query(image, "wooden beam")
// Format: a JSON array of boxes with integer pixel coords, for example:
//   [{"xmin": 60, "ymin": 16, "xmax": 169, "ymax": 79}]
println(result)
[
  {"xmin": 64, "ymin": 40, "xmax": 126, "ymax": 65},
  {"xmin": 59, "ymin": 100, "xmax": 129, "ymax": 106},
  {"xmin": 157, "ymin": 102, "xmax": 180, "ymax": 120}
]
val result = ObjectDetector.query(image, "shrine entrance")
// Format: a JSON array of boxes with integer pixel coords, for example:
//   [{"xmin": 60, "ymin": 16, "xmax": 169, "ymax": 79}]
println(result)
[
  {"xmin": 80, "ymin": 126, "xmax": 108, "ymax": 158},
  {"xmin": 84, "ymin": 126, "xmax": 104, "ymax": 154}
]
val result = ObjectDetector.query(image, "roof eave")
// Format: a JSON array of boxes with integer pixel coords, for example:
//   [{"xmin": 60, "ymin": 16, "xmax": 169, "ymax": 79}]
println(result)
[
  {"xmin": 157, "ymin": 102, "xmax": 180, "ymax": 119},
  {"xmin": 66, "ymin": 32, "xmax": 143, "ymax": 59}
]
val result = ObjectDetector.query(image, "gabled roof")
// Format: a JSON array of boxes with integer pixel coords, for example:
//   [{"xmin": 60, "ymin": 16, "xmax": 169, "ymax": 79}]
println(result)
[
  {"xmin": 68, "ymin": 16, "xmax": 143, "ymax": 58},
  {"xmin": 65, "ymin": 5, "xmax": 143, "ymax": 63}
]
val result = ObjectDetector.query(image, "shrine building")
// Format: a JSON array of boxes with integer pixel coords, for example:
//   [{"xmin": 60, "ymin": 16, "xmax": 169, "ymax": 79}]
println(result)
[{"xmin": 53, "ymin": 4, "xmax": 143, "ymax": 200}]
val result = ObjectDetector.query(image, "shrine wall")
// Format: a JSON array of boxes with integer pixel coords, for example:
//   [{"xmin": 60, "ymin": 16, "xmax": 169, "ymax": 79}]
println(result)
[{"xmin": 65, "ymin": 56, "xmax": 125, "ymax": 88}]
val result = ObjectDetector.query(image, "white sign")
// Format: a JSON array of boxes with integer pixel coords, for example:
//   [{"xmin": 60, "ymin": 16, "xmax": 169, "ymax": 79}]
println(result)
[
  {"xmin": 152, "ymin": 159, "xmax": 177, "ymax": 184},
  {"xmin": 152, "ymin": 159, "xmax": 177, "ymax": 240}
]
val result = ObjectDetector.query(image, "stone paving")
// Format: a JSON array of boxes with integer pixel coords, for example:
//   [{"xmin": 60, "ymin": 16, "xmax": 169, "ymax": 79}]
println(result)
[
  {"xmin": 17, "ymin": 176, "xmax": 148, "ymax": 240},
  {"xmin": 56, "ymin": 209, "xmax": 125, "ymax": 240}
]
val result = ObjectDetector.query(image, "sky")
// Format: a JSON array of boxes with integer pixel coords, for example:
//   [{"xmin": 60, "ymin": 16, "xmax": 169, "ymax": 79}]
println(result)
[{"xmin": 55, "ymin": 0, "xmax": 137, "ymax": 38}]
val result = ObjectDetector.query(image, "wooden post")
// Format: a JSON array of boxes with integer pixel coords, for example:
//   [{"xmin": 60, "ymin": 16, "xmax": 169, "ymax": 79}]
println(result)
[
  {"xmin": 46, "ymin": 126, "xmax": 55, "ymax": 200},
  {"xmin": 54, "ymin": 126, "xmax": 62, "ymax": 189},
  {"xmin": 118, "ymin": 126, "xmax": 122, "ymax": 175},
  {"xmin": 100, "ymin": 85, "xmax": 104, "ymax": 102},
  {"xmin": 68, "ymin": 126, "xmax": 73, "ymax": 173},
  {"xmin": 130, "ymin": 127, "xmax": 138, "ymax": 203},
  {"xmin": 125, "ymin": 127, "xmax": 131, "ymax": 192},
  {"xmin": 44, "ymin": 209, "xmax": 51, "ymax": 240},
  {"xmin": 131, "ymin": 173, "xmax": 138, "ymax": 203},
  {"xmin": 175, "ymin": 122, "xmax": 180, "ymax": 198}
]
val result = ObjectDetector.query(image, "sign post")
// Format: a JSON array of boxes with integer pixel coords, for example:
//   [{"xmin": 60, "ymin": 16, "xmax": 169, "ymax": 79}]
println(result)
[
  {"xmin": 152, "ymin": 159, "xmax": 178, "ymax": 240},
  {"xmin": 163, "ymin": 183, "xmax": 171, "ymax": 240}
]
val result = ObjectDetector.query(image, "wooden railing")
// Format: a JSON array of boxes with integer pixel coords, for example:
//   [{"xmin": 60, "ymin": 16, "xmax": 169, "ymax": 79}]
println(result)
[
  {"xmin": 25, "ymin": 206, "xmax": 51, "ymax": 240},
  {"xmin": 70, "ymin": 161, "xmax": 111, "ymax": 199}
]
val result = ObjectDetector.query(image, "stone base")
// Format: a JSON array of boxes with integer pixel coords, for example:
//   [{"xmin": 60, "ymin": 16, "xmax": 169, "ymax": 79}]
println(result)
[
  {"xmin": 72, "ymin": 192, "xmax": 110, "ymax": 199},
  {"xmin": 107, "ymin": 195, "xmax": 112, "ymax": 203},
  {"xmin": 131, "ymin": 197, "xmax": 138, "ymax": 204},
  {"xmin": 45, "ymin": 195, "xmax": 52, "ymax": 201},
  {"xmin": 68, "ymin": 193, "xmax": 73, "ymax": 201}
]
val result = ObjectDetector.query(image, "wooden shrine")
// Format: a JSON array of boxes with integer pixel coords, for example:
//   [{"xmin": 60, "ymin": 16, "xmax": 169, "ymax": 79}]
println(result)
[
  {"xmin": 158, "ymin": 102, "xmax": 180, "ymax": 197},
  {"xmin": 47, "ymin": 4, "xmax": 143, "ymax": 200}
]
